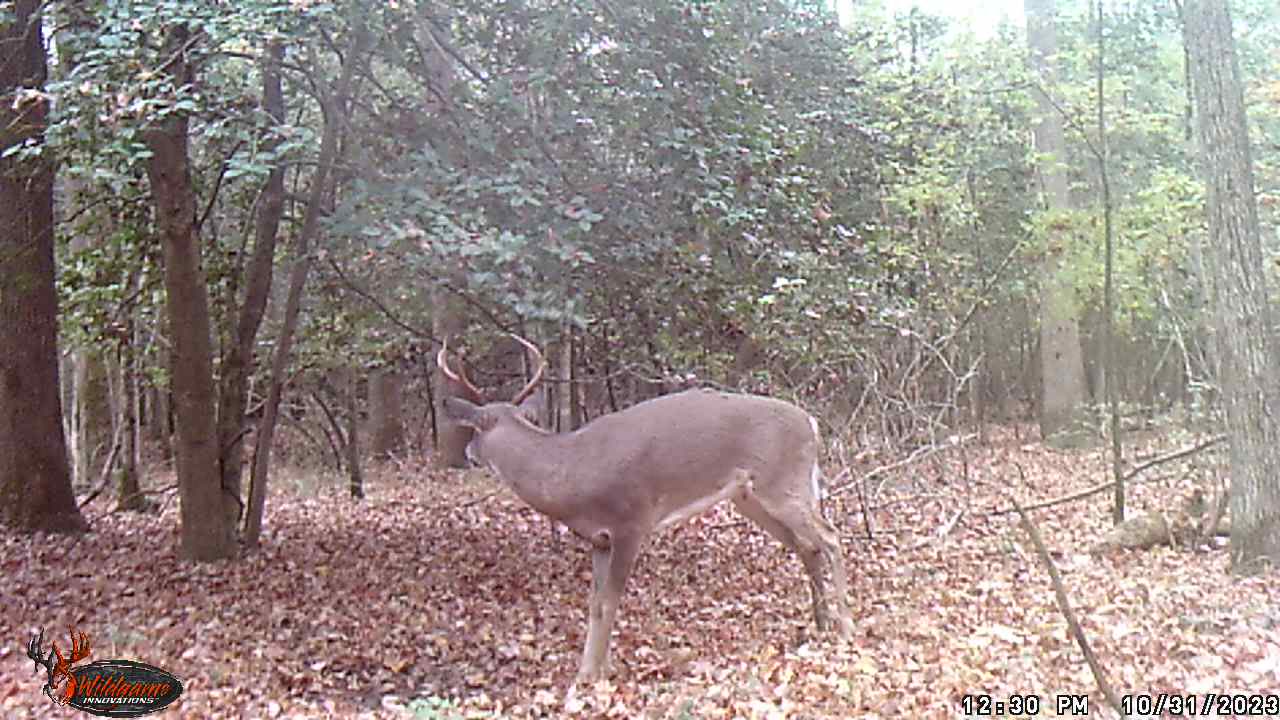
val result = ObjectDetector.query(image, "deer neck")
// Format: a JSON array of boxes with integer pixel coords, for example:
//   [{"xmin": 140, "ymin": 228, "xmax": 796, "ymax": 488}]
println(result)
[{"xmin": 486, "ymin": 424, "xmax": 575, "ymax": 516}]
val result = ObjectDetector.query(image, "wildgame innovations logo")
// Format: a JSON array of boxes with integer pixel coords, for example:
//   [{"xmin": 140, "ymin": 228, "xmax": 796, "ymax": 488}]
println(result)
[{"xmin": 26, "ymin": 628, "xmax": 184, "ymax": 717}]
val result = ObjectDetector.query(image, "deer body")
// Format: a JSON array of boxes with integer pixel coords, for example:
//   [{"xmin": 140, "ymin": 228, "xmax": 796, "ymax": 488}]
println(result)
[
  {"xmin": 473, "ymin": 391, "xmax": 804, "ymax": 533},
  {"xmin": 441, "ymin": 341, "xmax": 854, "ymax": 686}
]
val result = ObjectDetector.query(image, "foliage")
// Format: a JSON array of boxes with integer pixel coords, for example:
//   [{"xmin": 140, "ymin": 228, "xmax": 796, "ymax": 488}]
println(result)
[{"xmin": 41, "ymin": 0, "xmax": 1280, "ymax": 424}]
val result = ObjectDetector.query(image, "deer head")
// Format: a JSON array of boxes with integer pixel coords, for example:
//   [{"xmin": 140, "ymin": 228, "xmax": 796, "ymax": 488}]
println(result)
[
  {"xmin": 437, "ymin": 334, "xmax": 545, "ymax": 458},
  {"xmin": 27, "ymin": 628, "xmax": 91, "ymax": 705},
  {"xmin": 440, "ymin": 337, "xmax": 854, "ymax": 693}
]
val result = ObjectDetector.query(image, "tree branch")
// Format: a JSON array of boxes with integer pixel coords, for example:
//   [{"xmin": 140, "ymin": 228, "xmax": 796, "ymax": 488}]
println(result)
[
  {"xmin": 1010, "ymin": 473, "xmax": 1123, "ymax": 714},
  {"xmin": 987, "ymin": 435, "xmax": 1225, "ymax": 516}
]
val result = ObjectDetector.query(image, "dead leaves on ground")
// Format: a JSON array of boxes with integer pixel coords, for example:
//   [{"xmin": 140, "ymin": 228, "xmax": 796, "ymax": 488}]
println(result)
[{"xmin": 1, "ymin": 426, "xmax": 1276, "ymax": 718}]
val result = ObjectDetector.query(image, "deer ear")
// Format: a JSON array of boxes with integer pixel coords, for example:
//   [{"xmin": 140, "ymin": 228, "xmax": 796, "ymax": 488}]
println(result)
[{"xmin": 444, "ymin": 397, "xmax": 488, "ymax": 428}]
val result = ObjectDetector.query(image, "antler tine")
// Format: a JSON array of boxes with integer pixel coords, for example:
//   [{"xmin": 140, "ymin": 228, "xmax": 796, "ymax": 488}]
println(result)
[
  {"xmin": 437, "ymin": 338, "xmax": 483, "ymax": 400},
  {"xmin": 27, "ymin": 629, "xmax": 51, "ymax": 671},
  {"xmin": 68, "ymin": 629, "xmax": 91, "ymax": 662},
  {"xmin": 509, "ymin": 333, "xmax": 546, "ymax": 406}
]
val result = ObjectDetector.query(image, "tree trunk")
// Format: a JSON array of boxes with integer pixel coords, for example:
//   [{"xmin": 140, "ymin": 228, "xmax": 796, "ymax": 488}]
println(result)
[
  {"xmin": 1182, "ymin": 0, "xmax": 1280, "ymax": 571},
  {"xmin": 558, "ymin": 323, "xmax": 578, "ymax": 432},
  {"xmin": 419, "ymin": 9, "xmax": 474, "ymax": 468},
  {"xmin": 145, "ymin": 362, "xmax": 173, "ymax": 459},
  {"xmin": 368, "ymin": 368, "xmax": 405, "ymax": 459},
  {"xmin": 72, "ymin": 348, "xmax": 113, "ymax": 490},
  {"xmin": 345, "ymin": 368, "xmax": 364, "ymax": 499},
  {"xmin": 434, "ymin": 290, "xmax": 477, "ymax": 467},
  {"xmin": 245, "ymin": 28, "xmax": 362, "ymax": 546},
  {"xmin": 0, "ymin": 1, "xmax": 85, "ymax": 533},
  {"xmin": 145, "ymin": 24, "xmax": 235, "ymax": 560},
  {"xmin": 217, "ymin": 40, "xmax": 285, "ymax": 529},
  {"xmin": 117, "ymin": 325, "xmax": 146, "ymax": 513},
  {"xmin": 1025, "ymin": 0, "xmax": 1089, "ymax": 446}
]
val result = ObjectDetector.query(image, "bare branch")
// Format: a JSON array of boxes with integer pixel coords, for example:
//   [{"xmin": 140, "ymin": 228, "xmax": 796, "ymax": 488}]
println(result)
[
  {"xmin": 1009, "ymin": 471, "xmax": 1123, "ymax": 715},
  {"xmin": 830, "ymin": 434, "xmax": 977, "ymax": 497},
  {"xmin": 986, "ymin": 435, "xmax": 1225, "ymax": 516}
]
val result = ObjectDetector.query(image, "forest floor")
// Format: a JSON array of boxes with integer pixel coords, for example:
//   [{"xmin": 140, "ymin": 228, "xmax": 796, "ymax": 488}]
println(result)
[{"xmin": 2, "ymin": 424, "xmax": 1276, "ymax": 719}]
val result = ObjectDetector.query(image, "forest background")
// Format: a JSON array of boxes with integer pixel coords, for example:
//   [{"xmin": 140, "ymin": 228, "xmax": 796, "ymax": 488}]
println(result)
[{"xmin": 1, "ymin": 0, "xmax": 1278, "ymax": 717}]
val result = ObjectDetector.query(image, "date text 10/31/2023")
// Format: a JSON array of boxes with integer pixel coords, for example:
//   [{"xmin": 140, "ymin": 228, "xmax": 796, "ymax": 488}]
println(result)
[{"xmin": 961, "ymin": 692, "xmax": 1280, "ymax": 716}]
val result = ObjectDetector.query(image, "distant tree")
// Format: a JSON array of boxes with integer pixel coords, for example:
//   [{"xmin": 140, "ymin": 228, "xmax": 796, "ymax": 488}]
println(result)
[
  {"xmin": 369, "ymin": 368, "xmax": 406, "ymax": 459},
  {"xmin": 0, "ymin": 1, "xmax": 84, "ymax": 533},
  {"xmin": 1025, "ymin": 0, "xmax": 1089, "ymax": 444},
  {"xmin": 1182, "ymin": 0, "xmax": 1280, "ymax": 570}
]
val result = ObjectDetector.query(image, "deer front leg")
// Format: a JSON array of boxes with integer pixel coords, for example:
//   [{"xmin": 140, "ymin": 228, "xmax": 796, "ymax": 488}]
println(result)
[{"xmin": 576, "ymin": 533, "xmax": 640, "ymax": 684}]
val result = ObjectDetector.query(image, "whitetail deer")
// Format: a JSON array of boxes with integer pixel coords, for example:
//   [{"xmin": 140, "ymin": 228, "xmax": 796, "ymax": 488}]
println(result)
[{"xmin": 439, "ymin": 336, "xmax": 854, "ymax": 685}]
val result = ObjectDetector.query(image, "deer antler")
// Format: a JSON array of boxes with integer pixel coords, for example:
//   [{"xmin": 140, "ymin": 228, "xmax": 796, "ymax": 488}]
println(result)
[
  {"xmin": 24, "ymin": 629, "xmax": 91, "ymax": 705},
  {"xmin": 56, "ymin": 629, "xmax": 91, "ymax": 668},
  {"xmin": 508, "ymin": 334, "xmax": 545, "ymax": 405},
  {"xmin": 27, "ymin": 629, "xmax": 55, "ymax": 689},
  {"xmin": 437, "ymin": 338, "xmax": 483, "ymax": 400}
]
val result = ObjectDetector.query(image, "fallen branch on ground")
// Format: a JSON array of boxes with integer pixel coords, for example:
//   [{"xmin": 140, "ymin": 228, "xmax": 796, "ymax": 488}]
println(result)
[
  {"xmin": 987, "ymin": 434, "xmax": 1224, "ymax": 516},
  {"xmin": 1010, "ymin": 469, "xmax": 1123, "ymax": 715},
  {"xmin": 439, "ymin": 489, "xmax": 500, "ymax": 511}
]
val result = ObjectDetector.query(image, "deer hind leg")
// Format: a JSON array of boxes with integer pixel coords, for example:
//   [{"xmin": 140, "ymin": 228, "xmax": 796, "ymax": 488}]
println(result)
[
  {"xmin": 578, "ymin": 532, "xmax": 641, "ymax": 684},
  {"xmin": 803, "ymin": 506, "xmax": 855, "ymax": 637},
  {"xmin": 734, "ymin": 491, "xmax": 854, "ymax": 637}
]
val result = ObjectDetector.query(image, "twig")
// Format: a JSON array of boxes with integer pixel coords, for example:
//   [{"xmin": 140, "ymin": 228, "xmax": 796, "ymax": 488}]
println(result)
[
  {"xmin": 907, "ymin": 508, "xmax": 965, "ymax": 551},
  {"xmin": 77, "ymin": 422, "xmax": 125, "ymax": 509},
  {"xmin": 987, "ymin": 434, "xmax": 1224, "ymax": 516},
  {"xmin": 68, "ymin": 484, "xmax": 180, "ymax": 553},
  {"xmin": 326, "ymin": 256, "xmax": 434, "ymax": 339},
  {"xmin": 441, "ymin": 489, "xmax": 500, "ymax": 511},
  {"xmin": 1121, "ymin": 434, "xmax": 1224, "ymax": 483},
  {"xmin": 830, "ymin": 434, "xmax": 976, "ymax": 497},
  {"xmin": 1009, "ymin": 467, "xmax": 1123, "ymax": 715}
]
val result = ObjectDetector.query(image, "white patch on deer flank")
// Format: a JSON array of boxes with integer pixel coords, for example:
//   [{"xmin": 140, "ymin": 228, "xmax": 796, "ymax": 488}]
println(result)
[{"xmin": 807, "ymin": 414, "xmax": 823, "ymax": 500}]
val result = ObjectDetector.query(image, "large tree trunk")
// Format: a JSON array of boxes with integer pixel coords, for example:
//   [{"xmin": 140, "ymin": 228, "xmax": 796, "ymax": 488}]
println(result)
[
  {"xmin": 1182, "ymin": 0, "xmax": 1280, "ymax": 571},
  {"xmin": 0, "ymin": 1, "xmax": 84, "ymax": 533},
  {"xmin": 145, "ymin": 24, "xmax": 236, "ymax": 560},
  {"xmin": 1025, "ymin": 0, "xmax": 1089, "ymax": 446},
  {"xmin": 417, "ymin": 9, "xmax": 475, "ymax": 468}
]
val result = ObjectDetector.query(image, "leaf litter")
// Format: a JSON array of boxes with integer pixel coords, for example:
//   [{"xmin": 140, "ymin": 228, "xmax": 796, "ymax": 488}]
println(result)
[{"xmin": 1, "ymin": 425, "xmax": 1275, "ymax": 718}]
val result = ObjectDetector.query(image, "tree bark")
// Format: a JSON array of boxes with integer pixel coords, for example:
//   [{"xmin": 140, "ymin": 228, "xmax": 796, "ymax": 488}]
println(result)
[
  {"xmin": 216, "ymin": 40, "xmax": 285, "ymax": 526},
  {"xmin": 434, "ymin": 290, "xmax": 477, "ymax": 467},
  {"xmin": 0, "ymin": 1, "xmax": 85, "ymax": 533},
  {"xmin": 116, "ymin": 322, "xmax": 146, "ymax": 512},
  {"xmin": 1182, "ymin": 0, "xmax": 1280, "ymax": 571},
  {"xmin": 72, "ymin": 347, "xmax": 113, "ymax": 490},
  {"xmin": 245, "ymin": 30, "xmax": 362, "ymax": 546},
  {"xmin": 368, "ymin": 368, "xmax": 405, "ymax": 459},
  {"xmin": 344, "ymin": 368, "xmax": 364, "ymax": 499},
  {"xmin": 145, "ymin": 24, "xmax": 236, "ymax": 560},
  {"xmin": 1025, "ymin": 0, "xmax": 1089, "ymax": 446},
  {"xmin": 418, "ymin": 8, "xmax": 475, "ymax": 468}
]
